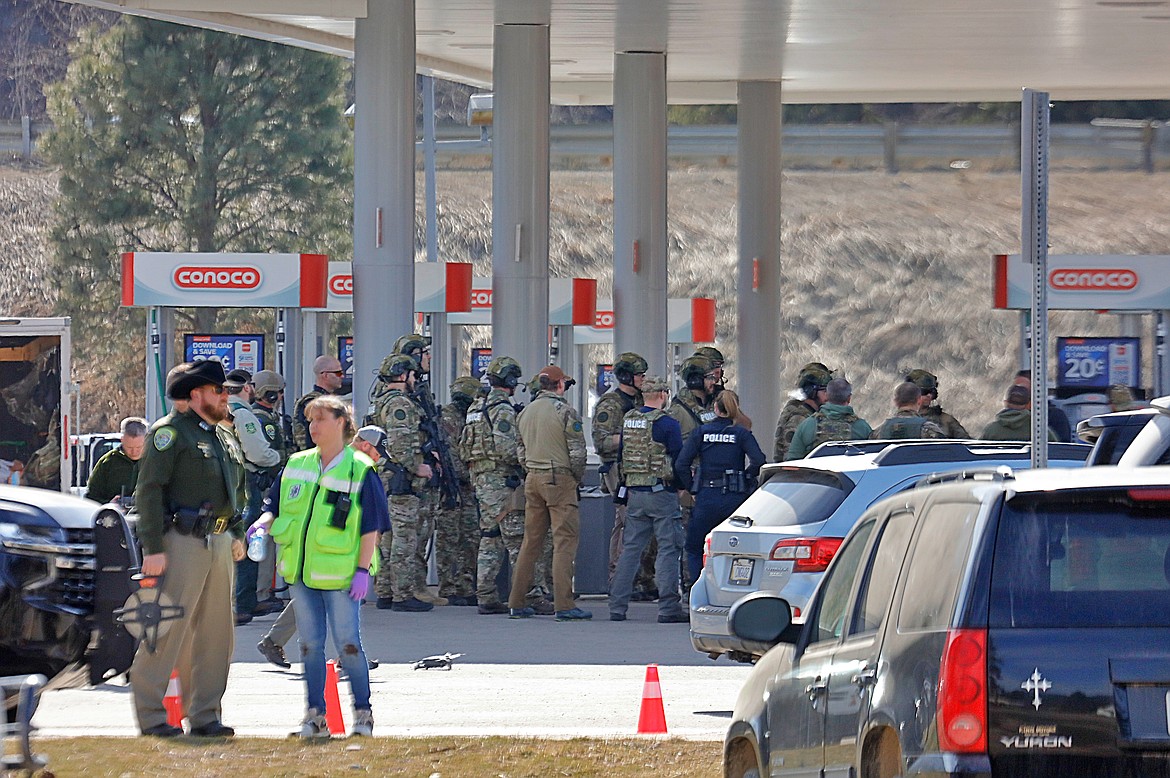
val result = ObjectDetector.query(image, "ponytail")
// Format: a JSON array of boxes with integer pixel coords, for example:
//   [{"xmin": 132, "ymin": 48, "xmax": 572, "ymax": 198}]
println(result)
[{"xmin": 715, "ymin": 389, "xmax": 741, "ymax": 421}]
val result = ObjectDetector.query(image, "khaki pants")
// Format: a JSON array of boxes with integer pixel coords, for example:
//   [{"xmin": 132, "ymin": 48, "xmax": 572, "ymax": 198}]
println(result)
[
  {"xmin": 131, "ymin": 532, "xmax": 235, "ymax": 731},
  {"xmin": 509, "ymin": 472, "xmax": 579, "ymax": 612}
]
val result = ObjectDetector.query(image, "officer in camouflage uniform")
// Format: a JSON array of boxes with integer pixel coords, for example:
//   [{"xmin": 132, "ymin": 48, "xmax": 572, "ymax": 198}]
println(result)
[
  {"xmin": 872, "ymin": 381, "xmax": 947, "ymax": 440},
  {"xmin": 459, "ymin": 357, "xmax": 535, "ymax": 615},
  {"xmin": 390, "ymin": 333, "xmax": 449, "ymax": 607},
  {"xmin": 666, "ymin": 355, "xmax": 717, "ymax": 592},
  {"xmin": 435, "ymin": 376, "xmax": 481, "ymax": 606},
  {"xmin": 291, "ymin": 355, "xmax": 344, "ymax": 451},
  {"xmin": 370, "ymin": 354, "xmax": 434, "ymax": 613},
  {"xmin": 786, "ymin": 377, "xmax": 873, "ymax": 459},
  {"xmin": 905, "ymin": 368, "xmax": 970, "ymax": 438},
  {"xmin": 593, "ymin": 352, "xmax": 655, "ymax": 594},
  {"xmin": 774, "ymin": 362, "xmax": 833, "ymax": 460},
  {"xmin": 131, "ymin": 360, "xmax": 246, "ymax": 738},
  {"xmin": 695, "ymin": 346, "xmax": 753, "ymax": 429}
]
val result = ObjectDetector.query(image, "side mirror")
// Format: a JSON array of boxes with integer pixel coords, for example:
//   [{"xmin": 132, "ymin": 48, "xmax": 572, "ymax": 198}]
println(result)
[{"xmin": 728, "ymin": 591, "xmax": 797, "ymax": 649}]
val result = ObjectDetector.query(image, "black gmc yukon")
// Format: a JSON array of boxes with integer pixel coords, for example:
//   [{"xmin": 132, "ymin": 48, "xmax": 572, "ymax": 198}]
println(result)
[{"xmin": 725, "ymin": 466, "xmax": 1170, "ymax": 778}]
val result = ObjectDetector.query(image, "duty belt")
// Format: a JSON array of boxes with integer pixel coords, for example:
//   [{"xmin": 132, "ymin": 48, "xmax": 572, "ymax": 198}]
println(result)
[{"xmin": 170, "ymin": 506, "xmax": 233, "ymax": 537}]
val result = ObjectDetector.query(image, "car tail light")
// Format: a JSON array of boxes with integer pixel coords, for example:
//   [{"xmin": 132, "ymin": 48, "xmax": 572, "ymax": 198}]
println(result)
[
  {"xmin": 769, "ymin": 537, "xmax": 844, "ymax": 573},
  {"xmin": 937, "ymin": 628, "xmax": 988, "ymax": 753},
  {"xmin": 703, "ymin": 534, "xmax": 712, "ymax": 568},
  {"xmin": 1127, "ymin": 488, "xmax": 1170, "ymax": 502}
]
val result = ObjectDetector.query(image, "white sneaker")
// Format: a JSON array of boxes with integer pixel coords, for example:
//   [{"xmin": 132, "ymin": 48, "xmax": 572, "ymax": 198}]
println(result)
[
  {"xmin": 350, "ymin": 708, "xmax": 374, "ymax": 737},
  {"xmin": 297, "ymin": 708, "xmax": 330, "ymax": 738}
]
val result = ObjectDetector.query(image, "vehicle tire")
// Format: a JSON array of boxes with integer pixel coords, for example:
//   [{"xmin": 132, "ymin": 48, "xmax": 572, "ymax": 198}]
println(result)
[
  {"xmin": 726, "ymin": 739, "xmax": 762, "ymax": 778},
  {"xmin": 863, "ymin": 728, "xmax": 903, "ymax": 778}
]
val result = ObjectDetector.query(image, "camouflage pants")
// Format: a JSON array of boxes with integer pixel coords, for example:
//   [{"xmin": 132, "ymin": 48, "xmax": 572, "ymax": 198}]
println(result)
[
  {"xmin": 415, "ymin": 488, "xmax": 439, "ymax": 593},
  {"xmin": 474, "ymin": 472, "xmax": 552, "ymax": 604},
  {"xmin": 435, "ymin": 482, "xmax": 478, "ymax": 598},
  {"xmin": 374, "ymin": 493, "xmax": 420, "ymax": 602}
]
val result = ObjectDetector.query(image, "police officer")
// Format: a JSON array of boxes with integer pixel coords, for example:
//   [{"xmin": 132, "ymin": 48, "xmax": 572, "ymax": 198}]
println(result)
[
  {"xmin": 610, "ymin": 376, "xmax": 688, "ymax": 624},
  {"xmin": 872, "ymin": 382, "xmax": 947, "ymax": 440},
  {"xmin": 509, "ymin": 365, "xmax": 590, "ymax": 621},
  {"xmin": 674, "ymin": 389, "xmax": 765, "ymax": 584},
  {"xmin": 435, "ymin": 376, "xmax": 482, "ymax": 606},
  {"xmin": 248, "ymin": 370, "xmax": 290, "ymax": 613},
  {"xmin": 773, "ymin": 362, "xmax": 833, "ymax": 460},
  {"xmin": 458, "ymin": 357, "xmax": 532, "ymax": 615},
  {"xmin": 593, "ymin": 352, "xmax": 654, "ymax": 594},
  {"xmin": 131, "ymin": 360, "xmax": 246, "ymax": 738},
  {"xmin": 292, "ymin": 355, "xmax": 344, "ymax": 451},
  {"xmin": 666, "ymin": 355, "xmax": 717, "ymax": 593},
  {"xmin": 694, "ymin": 346, "xmax": 753, "ymax": 429},
  {"xmin": 905, "ymin": 368, "xmax": 970, "ymax": 438},
  {"xmin": 225, "ymin": 368, "xmax": 280, "ymax": 624},
  {"xmin": 786, "ymin": 377, "xmax": 873, "ymax": 459},
  {"xmin": 370, "ymin": 354, "xmax": 434, "ymax": 612}
]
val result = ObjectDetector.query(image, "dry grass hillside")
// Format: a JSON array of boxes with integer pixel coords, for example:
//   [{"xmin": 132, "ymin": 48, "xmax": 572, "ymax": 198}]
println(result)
[{"xmin": 4, "ymin": 160, "xmax": 1168, "ymax": 433}]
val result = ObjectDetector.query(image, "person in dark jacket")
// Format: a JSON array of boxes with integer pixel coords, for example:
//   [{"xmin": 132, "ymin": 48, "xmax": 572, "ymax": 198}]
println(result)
[
  {"xmin": 1013, "ymin": 370, "xmax": 1071, "ymax": 442},
  {"xmin": 86, "ymin": 417, "xmax": 147, "ymax": 504},
  {"xmin": 981, "ymin": 384, "xmax": 1058, "ymax": 441},
  {"xmin": 674, "ymin": 390, "xmax": 766, "ymax": 583}
]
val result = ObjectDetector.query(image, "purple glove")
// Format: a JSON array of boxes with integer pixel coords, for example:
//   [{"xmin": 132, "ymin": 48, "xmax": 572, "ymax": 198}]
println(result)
[
  {"xmin": 349, "ymin": 568, "xmax": 371, "ymax": 602},
  {"xmin": 245, "ymin": 522, "xmax": 264, "ymax": 543}
]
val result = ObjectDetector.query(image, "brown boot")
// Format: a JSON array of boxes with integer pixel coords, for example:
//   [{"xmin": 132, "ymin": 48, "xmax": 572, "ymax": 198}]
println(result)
[{"xmin": 414, "ymin": 588, "xmax": 449, "ymax": 606}]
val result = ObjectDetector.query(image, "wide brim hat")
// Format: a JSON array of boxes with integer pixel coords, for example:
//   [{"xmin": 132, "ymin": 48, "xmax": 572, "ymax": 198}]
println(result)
[{"xmin": 167, "ymin": 360, "xmax": 227, "ymax": 400}]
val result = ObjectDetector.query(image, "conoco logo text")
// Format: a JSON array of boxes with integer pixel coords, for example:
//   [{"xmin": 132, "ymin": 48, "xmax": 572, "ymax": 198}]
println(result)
[
  {"xmin": 174, "ymin": 266, "xmax": 261, "ymax": 290},
  {"xmin": 329, "ymin": 274, "xmax": 353, "ymax": 295},
  {"xmin": 1049, "ymin": 269, "xmax": 1138, "ymax": 291}
]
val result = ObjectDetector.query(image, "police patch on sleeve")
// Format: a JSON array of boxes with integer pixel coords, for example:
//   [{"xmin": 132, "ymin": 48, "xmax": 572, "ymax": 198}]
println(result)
[
  {"xmin": 394, "ymin": 409, "xmax": 407, "ymax": 421},
  {"xmin": 153, "ymin": 427, "xmax": 176, "ymax": 451},
  {"xmin": 264, "ymin": 424, "xmax": 276, "ymax": 438},
  {"xmin": 596, "ymin": 411, "xmax": 609, "ymax": 423},
  {"xmin": 244, "ymin": 422, "xmax": 257, "ymax": 435}
]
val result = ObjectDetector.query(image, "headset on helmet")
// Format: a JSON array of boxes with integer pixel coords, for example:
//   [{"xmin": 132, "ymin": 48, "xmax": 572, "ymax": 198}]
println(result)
[
  {"xmin": 486, "ymin": 356, "xmax": 523, "ymax": 389},
  {"xmin": 613, "ymin": 352, "xmax": 648, "ymax": 387},
  {"xmin": 678, "ymin": 355, "xmax": 714, "ymax": 391},
  {"xmin": 379, "ymin": 353, "xmax": 419, "ymax": 382},
  {"xmin": 251, "ymin": 370, "xmax": 285, "ymax": 404},
  {"xmin": 905, "ymin": 368, "xmax": 939, "ymax": 395},
  {"xmin": 796, "ymin": 362, "xmax": 834, "ymax": 397}
]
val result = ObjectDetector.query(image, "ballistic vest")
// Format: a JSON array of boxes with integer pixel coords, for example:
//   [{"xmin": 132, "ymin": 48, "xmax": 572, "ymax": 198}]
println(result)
[{"xmin": 621, "ymin": 408, "xmax": 672, "ymax": 487}]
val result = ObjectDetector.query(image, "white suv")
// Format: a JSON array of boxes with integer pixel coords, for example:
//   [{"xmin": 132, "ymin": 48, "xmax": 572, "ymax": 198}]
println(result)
[{"xmin": 689, "ymin": 440, "xmax": 1090, "ymax": 663}]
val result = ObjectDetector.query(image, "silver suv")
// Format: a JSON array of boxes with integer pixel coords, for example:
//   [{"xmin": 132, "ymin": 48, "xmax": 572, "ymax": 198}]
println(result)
[{"xmin": 689, "ymin": 441, "xmax": 1090, "ymax": 663}]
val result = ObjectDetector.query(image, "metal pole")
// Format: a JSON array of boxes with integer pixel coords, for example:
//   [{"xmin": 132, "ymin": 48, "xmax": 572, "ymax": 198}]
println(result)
[
  {"xmin": 1022, "ymin": 89, "xmax": 1050, "ymax": 469},
  {"xmin": 423, "ymin": 75, "xmax": 439, "ymax": 263}
]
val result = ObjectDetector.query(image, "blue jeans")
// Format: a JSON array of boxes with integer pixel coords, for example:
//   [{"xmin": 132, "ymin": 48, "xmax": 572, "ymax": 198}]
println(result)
[
  {"xmin": 609, "ymin": 489, "xmax": 684, "ymax": 617},
  {"xmin": 234, "ymin": 476, "xmax": 263, "ymax": 613},
  {"xmin": 291, "ymin": 581, "xmax": 371, "ymax": 712}
]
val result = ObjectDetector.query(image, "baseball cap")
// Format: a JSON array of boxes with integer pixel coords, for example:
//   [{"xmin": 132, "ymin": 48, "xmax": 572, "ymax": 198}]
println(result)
[
  {"xmin": 538, "ymin": 365, "xmax": 573, "ymax": 384},
  {"xmin": 355, "ymin": 425, "xmax": 391, "ymax": 460},
  {"xmin": 224, "ymin": 369, "xmax": 252, "ymax": 389},
  {"xmin": 641, "ymin": 375, "xmax": 670, "ymax": 393}
]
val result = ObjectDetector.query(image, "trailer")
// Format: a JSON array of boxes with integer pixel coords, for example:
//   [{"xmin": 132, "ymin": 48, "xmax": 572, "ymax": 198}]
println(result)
[{"xmin": 0, "ymin": 317, "xmax": 74, "ymax": 493}]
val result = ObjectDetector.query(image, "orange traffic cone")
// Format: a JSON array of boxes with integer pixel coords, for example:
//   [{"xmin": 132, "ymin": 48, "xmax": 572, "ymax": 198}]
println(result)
[
  {"xmin": 164, "ymin": 670, "xmax": 183, "ymax": 728},
  {"xmin": 324, "ymin": 660, "xmax": 346, "ymax": 735},
  {"xmin": 637, "ymin": 664, "xmax": 668, "ymax": 734}
]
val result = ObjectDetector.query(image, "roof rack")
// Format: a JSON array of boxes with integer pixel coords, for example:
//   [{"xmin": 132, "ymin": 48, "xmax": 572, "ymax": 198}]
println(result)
[
  {"xmin": 915, "ymin": 466, "xmax": 1016, "ymax": 488},
  {"xmin": 868, "ymin": 440, "xmax": 1091, "ymax": 467},
  {"xmin": 806, "ymin": 440, "xmax": 894, "ymax": 458}
]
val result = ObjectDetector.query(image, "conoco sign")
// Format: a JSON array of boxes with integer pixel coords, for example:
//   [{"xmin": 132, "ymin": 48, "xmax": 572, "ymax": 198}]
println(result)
[
  {"xmin": 121, "ymin": 252, "xmax": 328, "ymax": 308},
  {"xmin": 174, "ymin": 266, "xmax": 262, "ymax": 290},
  {"xmin": 994, "ymin": 253, "xmax": 1170, "ymax": 311},
  {"xmin": 1048, "ymin": 269, "xmax": 1138, "ymax": 291}
]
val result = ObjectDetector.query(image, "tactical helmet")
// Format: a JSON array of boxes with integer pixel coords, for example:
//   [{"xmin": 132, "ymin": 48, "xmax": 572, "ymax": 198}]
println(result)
[
  {"xmin": 450, "ymin": 376, "xmax": 483, "ymax": 405},
  {"xmin": 905, "ymin": 368, "xmax": 939, "ymax": 396},
  {"xmin": 379, "ymin": 353, "xmax": 419, "ymax": 381},
  {"xmin": 486, "ymin": 356, "xmax": 523, "ymax": 389},
  {"xmin": 694, "ymin": 346, "xmax": 725, "ymax": 368},
  {"xmin": 252, "ymin": 370, "xmax": 286, "ymax": 402},
  {"xmin": 678, "ymin": 355, "xmax": 714, "ymax": 391},
  {"xmin": 613, "ymin": 352, "xmax": 649, "ymax": 386},
  {"xmin": 393, "ymin": 333, "xmax": 429, "ymax": 359},
  {"xmin": 797, "ymin": 362, "xmax": 834, "ymax": 397}
]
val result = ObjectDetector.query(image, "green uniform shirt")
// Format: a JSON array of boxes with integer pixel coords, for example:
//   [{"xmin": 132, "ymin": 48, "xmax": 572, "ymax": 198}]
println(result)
[
  {"xmin": 134, "ymin": 409, "xmax": 246, "ymax": 555},
  {"xmin": 518, "ymin": 391, "xmax": 587, "ymax": 482},
  {"xmin": 85, "ymin": 447, "xmax": 140, "ymax": 504}
]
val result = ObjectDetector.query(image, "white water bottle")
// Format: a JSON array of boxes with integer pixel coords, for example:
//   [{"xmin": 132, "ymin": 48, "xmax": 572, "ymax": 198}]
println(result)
[{"xmin": 247, "ymin": 527, "xmax": 268, "ymax": 562}]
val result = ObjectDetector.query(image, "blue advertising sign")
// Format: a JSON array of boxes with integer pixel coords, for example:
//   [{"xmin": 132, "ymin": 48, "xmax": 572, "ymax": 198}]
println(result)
[
  {"xmin": 596, "ymin": 363, "xmax": 614, "ymax": 396},
  {"xmin": 338, "ymin": 336, "xmax": 354, "ymax": 378},
  {"xmin": 184, "ymin": 334, "xmax": 264, "ymax": 374},
  {"xmin": 1056, "ymin": 337, "xmax": 1140, "ymax": 388},
  {"xmin": 471, "ymin": 348, "xmax": 492, "ymax": 379}
]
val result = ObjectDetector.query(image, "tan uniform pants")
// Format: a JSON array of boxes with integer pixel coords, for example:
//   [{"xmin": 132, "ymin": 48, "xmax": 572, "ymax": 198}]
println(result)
[
  {"xmin": 131, "ymin": 532, "xmax": 235, "ymax": 731},
  {"xmin": 509, "ymin": 472, "xmax": 580, "ymax": 612}
]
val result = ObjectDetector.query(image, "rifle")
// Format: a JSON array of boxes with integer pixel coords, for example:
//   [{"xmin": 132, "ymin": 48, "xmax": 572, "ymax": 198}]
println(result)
[{"xmin": 412, "ymin": 381, "xmax": 461, "ymax": 509}]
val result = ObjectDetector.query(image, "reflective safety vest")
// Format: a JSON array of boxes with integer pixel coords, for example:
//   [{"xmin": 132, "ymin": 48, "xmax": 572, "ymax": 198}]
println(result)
[
  {"xmin": 270, "ymin": 446, "xmax": 378, "ymax": 590},
  {"xmin": 621, "ymin": 408, "xmax": 673, "ymax": 487}
]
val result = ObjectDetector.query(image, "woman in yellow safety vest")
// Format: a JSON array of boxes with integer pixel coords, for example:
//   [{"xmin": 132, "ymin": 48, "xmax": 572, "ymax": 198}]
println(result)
[{"xmin": 249, "ymin": 395, "xmax": 389, "ymax": 739}]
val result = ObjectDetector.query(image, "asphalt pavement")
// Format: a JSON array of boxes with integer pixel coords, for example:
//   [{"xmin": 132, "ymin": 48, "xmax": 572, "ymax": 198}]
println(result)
[{"xmin": 33, "ymin": 597, "xmax": 752, "ymax": 739}]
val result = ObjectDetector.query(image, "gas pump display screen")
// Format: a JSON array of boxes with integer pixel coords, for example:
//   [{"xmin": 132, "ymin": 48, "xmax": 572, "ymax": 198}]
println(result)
[
  {"xmin": 184, "ymin": 334, "xmax": 264, "ymax": 374},
  {"xmin": 1056, "ymin": 337, "xmax": 1140, "ymax": 389}
]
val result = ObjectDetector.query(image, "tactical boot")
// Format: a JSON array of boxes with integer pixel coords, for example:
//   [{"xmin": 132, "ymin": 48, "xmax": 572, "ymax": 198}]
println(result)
[
  {"xmin": 477, "ymin": 601, "xmax": 509, "ymax": 615},
  {"xmin": 528, "ymin": 598, "xmax": 555, "ymax": 616},
  {"xmin": 414, "ymin": 589, "xmax": 448, "ymax": 606},
  {"xmin": 391, "ymin": 597, "xmax": 433, "ymax": 612},
  {"xmin": 657, "ymin": 612, "xmax": 690, "ymax": 624}
]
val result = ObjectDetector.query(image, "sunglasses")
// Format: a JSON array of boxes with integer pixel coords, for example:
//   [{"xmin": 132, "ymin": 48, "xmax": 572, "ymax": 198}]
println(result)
[
  {"xmin": 196, "ymin": 385, "xmax": 226, "ymax": 395},
  {"xmin": 322, "ymin": 370, "xmax": 345, "ymax": 377}
]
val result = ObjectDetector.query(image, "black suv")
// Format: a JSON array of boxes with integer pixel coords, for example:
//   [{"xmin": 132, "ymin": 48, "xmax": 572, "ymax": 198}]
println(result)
[{"xmin": 724, "ymin": 466, "xmax": 1170, "ymax": 778}]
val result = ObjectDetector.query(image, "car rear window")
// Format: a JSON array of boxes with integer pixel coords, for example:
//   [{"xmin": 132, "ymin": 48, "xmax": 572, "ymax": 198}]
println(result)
[
  {"xmin": 990, "ymin": 491, "xmax": 1170, "ymax": 628},
  {"xmin": 732, "ymin": 468, "xmax": 851, "ymax": 528}
]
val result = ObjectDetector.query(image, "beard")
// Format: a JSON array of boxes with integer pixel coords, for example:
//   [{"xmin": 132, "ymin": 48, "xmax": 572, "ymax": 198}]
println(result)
[{"xmin": 192, "ymin": 394, "xmax": 229, "ymax": 424}]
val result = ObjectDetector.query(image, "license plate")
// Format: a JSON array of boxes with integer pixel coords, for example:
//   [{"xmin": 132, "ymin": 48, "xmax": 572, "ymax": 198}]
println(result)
[{"xmin": 729, "ymin": 557, "xmax": 754, "ymax": 585}]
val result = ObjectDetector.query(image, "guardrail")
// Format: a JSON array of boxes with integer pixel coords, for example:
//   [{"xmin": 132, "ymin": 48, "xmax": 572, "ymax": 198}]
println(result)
[{"xmin": 5, "ymin": 118, "xmax": 1167, "ymax": 172}]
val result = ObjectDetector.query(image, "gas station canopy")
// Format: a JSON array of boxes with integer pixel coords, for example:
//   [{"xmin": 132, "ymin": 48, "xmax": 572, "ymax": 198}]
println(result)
[{"xmin": 67, "ymin": 0, "xmax": 1170, "ymax": 104}]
